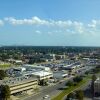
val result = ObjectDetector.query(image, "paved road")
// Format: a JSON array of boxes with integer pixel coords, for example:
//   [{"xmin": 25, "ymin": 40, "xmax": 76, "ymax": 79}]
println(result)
[{"xmin": 23, "ymin": 80, "xmax": 68, "ymax": 100}]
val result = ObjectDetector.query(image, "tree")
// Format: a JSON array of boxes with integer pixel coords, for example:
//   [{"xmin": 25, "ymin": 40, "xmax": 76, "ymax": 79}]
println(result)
[
  {"xmin": 0, "ymin": 85, "xmax": 10, "ymax": 100},
  {"xmin": 91, "ymin": 74, "xmax": 97, "ymax": 96},
  {"xmin": 0, "ymin": 70, "xmax": 7, "ymax": 80},
  {"xmin": 92, "ymin": 74, "xmax": 96, "ymax": 82},
  {"xmin": 85, "ymin": 71, "xmax": 89, "ymax": 75},
  {"xmin": 39, "ymin": 79, "xmax": 48, "ymax": 86},
  {"xmin": 73, "ymin": 76, "xmax": 83, "ymax": 83},
  {"xmin": 66, "ymin": 92, "xmax": 76, "ymax": 100},
  {"xmin": 66, "ymin": 81, "xmax": 74, "ymax": 86},
  {"xmin": 76, "ymin": 90, "xmax": 84, "ymax": 100}
]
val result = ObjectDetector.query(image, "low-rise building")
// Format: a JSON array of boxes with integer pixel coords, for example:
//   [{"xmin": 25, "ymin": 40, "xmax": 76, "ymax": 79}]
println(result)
[
  {"xmin": 23, "ymin": 70, "xmax": 53, "ymax": 80},
  {"xmin": 23, "ymin": 64, "xmax": 51, "ymax": 72},
  {"xmin": 0, "ymin": 77, "xmax": 38, "ymax": 95},
  {"xmin": 53, "ymin": 71, "xmax": 68, "ymax": 79}
]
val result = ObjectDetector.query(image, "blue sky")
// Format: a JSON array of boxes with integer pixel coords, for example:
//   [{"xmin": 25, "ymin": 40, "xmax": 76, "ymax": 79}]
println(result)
[{"xmin": 0, "ymin": 0, "xmax": 100, "ymax": 46}]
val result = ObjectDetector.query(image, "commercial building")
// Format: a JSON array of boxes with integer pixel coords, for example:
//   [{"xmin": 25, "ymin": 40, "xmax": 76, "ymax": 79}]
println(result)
[
  {"xmin": 61, "ymin": 62, "xmax": 83, "ymax": 74},
  {"xmin": 23, "ymin": 64, "xmax": 51, "ymax": 72},
  {"xmin": 53, "ymin": 71, "xmax": 68, "ymax": 79},
  {"xmin": 0, "ymin": 77, "xmax": 38, "ymax": 95},
  {"xmin": 22, "ymin": 70, "xmax": 53, "ymax": 80}
]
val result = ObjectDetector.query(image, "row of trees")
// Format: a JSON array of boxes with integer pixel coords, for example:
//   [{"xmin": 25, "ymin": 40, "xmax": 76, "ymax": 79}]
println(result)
[
  {"xmin": 66, "ymin": 76, "xmax": 84, "ymax": 100},
  {"xmin": 66, "ymin": 74, "xmax": 97, "ymax": 100},
  {"xmin": 66, "ymin": 76, "xmax": 83, "ymax": 87}
]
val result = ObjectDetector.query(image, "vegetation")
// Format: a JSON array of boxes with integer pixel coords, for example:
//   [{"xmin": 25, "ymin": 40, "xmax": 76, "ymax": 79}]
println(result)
[
  {"xmin": 0, "ymin": 46, "xmax": 99, "ymax": 62},
  {"xmin": 66, "ymin": 90, "xmax": 84, "ymax": 100},
  {"xmin": 76, "ymin": 90, "xmax": 84, "ymax": 100},
  {"xmin": 73, "ymin": 76, "xmax": 83, "ymax": 83},
  {"xmin": 0, "ymin": 70, "xmax": 7, "ymax": 80},
  {"xmin": 66, "ymin": 81, "xmax": 74, "ymax": 86},
  {"xmin": 92, "ymin": 65, "xmax": 100, "ymax": 73},
  {"xmin": 52, "ymin": 77, "xmax": 89, "ymax": 100},
  {"xmin": 66, "ymin": 92, "xmax": 76, "ymax": 100},
  {"xmin": 85, "ymin": 71, "xmax": 89, "ymax": 75},
  {"xmin": 91, "ymin": 74, "xmax": 97, "ymax": 96},
  {"xmin": 0, "ymin": 85, "xmax": 10, "ymax": 100},
  {"xmin": 38, "ymin": 79, "xmax": 48, "ymax": 86}
]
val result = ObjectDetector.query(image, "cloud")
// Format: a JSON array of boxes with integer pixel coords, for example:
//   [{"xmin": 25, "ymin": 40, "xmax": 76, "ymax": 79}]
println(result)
[
  {"xmin": 0, "ymin": 20, "xmax": 4, "ymax": 26},
  {"xmin": 4, "ymin": 17, "xmax": 49, "ymax": 25},
  {"xmin": 4, "ymin": 17, "xmax": 77, "ymax": 28},
  {"xmin": 3, "ymin": 16, "xmax": 100, "ymax": 36},
  {"xmin": 35, "ymin": 30, "xmax": 42, "ymax": 34},
  {"xmin": 88, "ymin": 20, "xmax": 97, "ymax": 28}
]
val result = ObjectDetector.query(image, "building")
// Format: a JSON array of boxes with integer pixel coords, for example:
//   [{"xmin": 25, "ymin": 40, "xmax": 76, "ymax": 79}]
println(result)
[
  {"xmin": 6, "ymin": 59, "xmax": 23, "ymax": 64},
  {"xmin": 0, "ymin": 77, "xmax": 38, "ymax": 95},
  {"xmin": 6, "ymin": 67, "xmax": 26, "ymax": 77},
  {"xmin": 61, "ymin": 62, "xmax": 82, "ymax": 74},
  {"xmin": 53, "ymin": 71, "xmax": 68, "ymax": 79},
  {"xmin": 22, "ymin": 70, "xmax": 53, "ymax": 80},
  {"xmin": 94, "ymin": 78, "xmax": 100, "ymax": 97},
  {"xmin": 23, "ymin": 64, "xmax": 51, "ymax": 72}
]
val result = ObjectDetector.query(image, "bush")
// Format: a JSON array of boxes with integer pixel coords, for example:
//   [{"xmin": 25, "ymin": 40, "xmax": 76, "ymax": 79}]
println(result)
[
  {"xmin": 66, "ymin": 92, "xmax": 76, "ymax": 100},
  {"xmin": 66, "ymin": 81, "xmax": 74, "ymax": 86},
  {"xmin": 0, "ymin": 85, "xmax": 10, "ymax": 99},
  {"xmin": 74, "ymin": 82, "xmax": 77, "ymax": 86},
  {"xmin": 73, "ymin": 76, "xmax": 83, "ymax": 83},
  {"xmin": 0, "ymin": 70, "xmax": 7, "ymax": 80},
  {"xmin": 76, "ymin": 90, "xmax": 84, "ymax": 100}
]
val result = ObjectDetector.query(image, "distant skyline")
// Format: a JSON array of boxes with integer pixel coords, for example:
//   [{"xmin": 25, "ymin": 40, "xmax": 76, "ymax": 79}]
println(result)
[{"xmin": 0, "ymin": 0, "xmax": 100, "ymax": 46}]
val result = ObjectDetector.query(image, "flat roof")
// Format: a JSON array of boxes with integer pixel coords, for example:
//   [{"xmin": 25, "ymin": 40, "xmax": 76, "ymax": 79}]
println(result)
[
  {"xmin": 95, "ymin": 78, "xmax": 100, "ymax": 83},
  {"xmin": 0, "ymin": 77, "xmax": 37, "ymax": 86},
  {"xmin": 21, "ymin": 70, "xmax": 53, "ymax": 77}
]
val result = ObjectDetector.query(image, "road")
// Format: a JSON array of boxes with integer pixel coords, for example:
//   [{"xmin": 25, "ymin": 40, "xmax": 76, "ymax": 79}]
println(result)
[{"xmin": 23, "ymin": 80, "xmax": 68, "ymax": 100}]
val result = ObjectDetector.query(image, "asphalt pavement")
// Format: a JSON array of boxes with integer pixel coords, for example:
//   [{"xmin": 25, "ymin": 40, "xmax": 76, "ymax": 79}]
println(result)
[{"xmin": 23, "ymin": 80, "xmax": 67, "ymax": 100}]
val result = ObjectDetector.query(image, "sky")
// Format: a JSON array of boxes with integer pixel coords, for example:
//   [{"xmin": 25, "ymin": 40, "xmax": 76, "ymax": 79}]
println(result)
[{"xmin": 0, "ymin": 0, "xmax": 100, "ymax": 46}]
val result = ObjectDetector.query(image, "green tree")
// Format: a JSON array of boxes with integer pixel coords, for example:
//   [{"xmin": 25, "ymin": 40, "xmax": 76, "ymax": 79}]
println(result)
[
  {"xmin": 39, "ymin": 79, "xmax": 48, "ymax": 86},
  {"xmin": 66, "ymin": 81, "xmax": 74, "ymax": 86},
  {"xmin": 91, "ymin": 74, "xmax": 97, "ymax": 96},
  {"xmin": 73, "ymin": 76, "xmax": 83, "ymax": 83},
  {"xmin": 0, "ymin": 70, "xmax": 7, "ymax": 80},
  {"xmin": 0, "ymin": 85, "xmax": 10, "ymax": 100},
  {"xmin": 66, "ymin": 92, "xmax": 76, "ymax": 100},
  {"xmin": 76, "ymin": 90, "xmax": 84, "ymax": 100}
]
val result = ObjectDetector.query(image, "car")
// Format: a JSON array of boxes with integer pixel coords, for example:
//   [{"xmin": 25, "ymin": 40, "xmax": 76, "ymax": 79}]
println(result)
[{"xmin": 43, "ymin": 95, "xmax": 50, "ymax": 99}]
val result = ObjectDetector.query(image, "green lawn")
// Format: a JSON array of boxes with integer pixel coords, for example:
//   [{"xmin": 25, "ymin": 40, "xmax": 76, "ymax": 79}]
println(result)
[
  {"xmin": 51, "ymin": 77, "xmax": 90, "ymax": 100},
  {"xmin": 0, "ymin": 63, "xmax": 12, "ymax": 69}
]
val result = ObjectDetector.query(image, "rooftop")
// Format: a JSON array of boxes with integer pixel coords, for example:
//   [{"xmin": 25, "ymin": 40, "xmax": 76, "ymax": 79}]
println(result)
[
  {"xmin": 0, "ymin": 76, "xmax": 37, "ymax": 86},
  {"xmin": 95, "ymin": 78, "xmax": 100, "ymax": 83}
]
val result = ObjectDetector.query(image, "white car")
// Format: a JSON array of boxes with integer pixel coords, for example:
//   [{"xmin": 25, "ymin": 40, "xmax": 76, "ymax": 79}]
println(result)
[{"xmin": 43, "ymin": 95, "xmax": 50, "ymax": 99}]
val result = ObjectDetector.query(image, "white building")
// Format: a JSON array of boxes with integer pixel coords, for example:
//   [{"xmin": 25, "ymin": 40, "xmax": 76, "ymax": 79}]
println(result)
[
  {"xmin": 22, "ymin": 70, "xmax": 53, "ymax": 80},
  {"xmin": 23, "ymin": 64, "xmax": 51, "ymax": 72}
]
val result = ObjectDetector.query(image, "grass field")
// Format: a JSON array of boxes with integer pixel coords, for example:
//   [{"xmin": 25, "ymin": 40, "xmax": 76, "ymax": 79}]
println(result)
[{"xmin": 0, "ymin": 63, "xmax": 12, "ymax": 69}]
